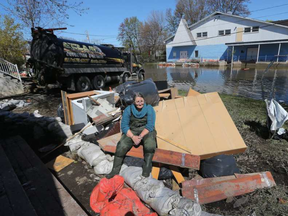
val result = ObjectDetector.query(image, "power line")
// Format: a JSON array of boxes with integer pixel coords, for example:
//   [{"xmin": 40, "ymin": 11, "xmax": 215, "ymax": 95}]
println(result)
[
  {"xmin": 58, "ymin": 31, "xmax": 117, "ymax": 37},
  {"xmin": 173, "ymin": 10, "xmax": 288, "ymax": 34},
  {"xmin": 250, "ymin": 3, "xmax": 288, "ymax": 13}
]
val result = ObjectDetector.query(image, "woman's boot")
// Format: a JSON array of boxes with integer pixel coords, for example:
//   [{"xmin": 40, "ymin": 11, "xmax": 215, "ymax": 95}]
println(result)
[
  {"xmin": 106, "ymin": 156, "xmax": 123, "ymax": 179},
  {"xmin": 142, "ymin": 153, "xmax": 154, "ymax": 177}
]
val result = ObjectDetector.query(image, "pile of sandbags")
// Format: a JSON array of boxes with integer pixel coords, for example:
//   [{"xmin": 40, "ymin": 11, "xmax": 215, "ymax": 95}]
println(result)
[{"xmin": 120, "ymin": 166, "xmax": 202, "ymax": 216}]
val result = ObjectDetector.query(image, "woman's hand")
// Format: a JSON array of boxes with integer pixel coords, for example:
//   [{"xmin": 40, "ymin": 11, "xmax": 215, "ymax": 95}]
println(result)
[{"xmin": 132, "ymin": 136, "xmax": 142, "ymax": 145}]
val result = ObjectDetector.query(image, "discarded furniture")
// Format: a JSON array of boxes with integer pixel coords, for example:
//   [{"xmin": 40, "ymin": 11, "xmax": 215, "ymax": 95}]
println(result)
[
  {"xmin": 61, "ymin": 90, "xmax": 117, "ymax": 125},
  {"xmin": 182, "ymin": 171, "xmax": 276, "ymax": 204}
]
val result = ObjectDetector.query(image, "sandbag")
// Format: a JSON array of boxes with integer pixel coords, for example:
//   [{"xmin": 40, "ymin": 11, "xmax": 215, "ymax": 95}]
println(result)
[
  {"xmin": 119, "ymin": 166, "xmax": 143, "ymax": 187},
  {"xmin": 133, "ymin": 177, "xmax": 165, "ymax": 203},
  {"xmin": 169, "ymin": 198, "xmax": 201, "ymax": 216},
  {"xmin": 148, "ymin": 187, "xmax": 181, "ymax": 216},
  {"xmin": 94, "ymin": 159, "xmax": 113, "ymax": 175},
  {"xmin": 90, "ymin": 175, "xmax": 156, "ymax": 216},
  {"xmin": 77, "ymin": 143, "xmax": 106, "ymax": 167},
  {"xmin": 200, "ymin": 155, "xmax": 240, "ymax": 178},
  {"xmin": 114, "ymin": 78, "xmax": 160, "ymax": 107}
]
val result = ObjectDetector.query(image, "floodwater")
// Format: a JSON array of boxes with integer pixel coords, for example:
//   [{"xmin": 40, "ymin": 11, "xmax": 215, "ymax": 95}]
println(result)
[{"xmin": 144, "ymin": 64, "xmax": 288, "ymax": 103}]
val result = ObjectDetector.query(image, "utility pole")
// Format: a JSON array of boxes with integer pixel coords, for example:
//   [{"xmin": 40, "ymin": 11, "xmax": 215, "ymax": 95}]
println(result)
[{"xmin": 86, "ymin": 30, "xmax": 90, "ymax": 43}]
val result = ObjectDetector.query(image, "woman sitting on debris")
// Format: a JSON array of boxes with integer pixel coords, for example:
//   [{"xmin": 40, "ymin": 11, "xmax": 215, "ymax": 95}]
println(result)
[{"xmin": 107, "ymin": 92, "xmax": 156, "ymax": 179}]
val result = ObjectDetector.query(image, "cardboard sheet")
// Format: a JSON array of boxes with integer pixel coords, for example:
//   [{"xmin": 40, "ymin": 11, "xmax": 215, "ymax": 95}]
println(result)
[{"xmin": 154, "ymin": 92, "xmax": 247, "ymax": 159}]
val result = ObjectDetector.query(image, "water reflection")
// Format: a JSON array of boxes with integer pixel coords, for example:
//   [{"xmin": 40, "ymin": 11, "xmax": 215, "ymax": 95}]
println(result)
[{"xmin": 144, "ymin": 64, "xmax": 288, "ymax": 103}]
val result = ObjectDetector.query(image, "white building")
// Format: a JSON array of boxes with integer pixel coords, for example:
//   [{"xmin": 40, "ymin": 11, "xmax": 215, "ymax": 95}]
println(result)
[{"xmin": 165, "ymin": 12, "xmax": 288, "ymax": 63}]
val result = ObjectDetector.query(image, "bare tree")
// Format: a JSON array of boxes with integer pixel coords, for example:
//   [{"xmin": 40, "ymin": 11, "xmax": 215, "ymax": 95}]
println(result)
[
  {"xmin": 140, "ymin": 11, "xmax": 167, "ymax": 61},
  {"xmin": 118, "ymin": 17, "xmax": 142, "ymax": 55},
  {"xmin": 166, "ymin": 0, "xmax": 251, "ymax": 35},
  {"xmin": 207, "ymin": 0, "xmax": 251, "ymax": 17},
  {"xmin": 0, "ymin": 0, "xmax": 88, "ymax": 29}
]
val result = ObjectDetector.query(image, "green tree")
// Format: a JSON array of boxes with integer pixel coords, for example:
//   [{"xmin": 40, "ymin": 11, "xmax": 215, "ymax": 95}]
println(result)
[
  {"xmin": 0, "ymin": 15, "xmax": 27, "ymax": 68},
  {"xmin": 118, "ymin": 17, "xmax": 142, "ymax": 55}
]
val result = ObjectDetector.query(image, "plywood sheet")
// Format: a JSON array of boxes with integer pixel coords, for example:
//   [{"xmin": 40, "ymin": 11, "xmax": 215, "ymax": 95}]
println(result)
[
  {"xmin": 154, "ymin": 92, "xmax": 247, "ymax": 159},
  {"xmin": 187, "ymin": 88, "xmax": 200, "ymax": 97},
  {"xmin": 46, "ymin": 155, "xmax": 74, "ymax": 172}
]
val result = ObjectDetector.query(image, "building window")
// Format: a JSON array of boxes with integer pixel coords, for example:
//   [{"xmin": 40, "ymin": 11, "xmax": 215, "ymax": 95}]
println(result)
[
  {"xmin": 244, "ymin": 27, "xmax": 251, "ymax": 33},
  {"xmin": 252, "ymin": 26, "xmax": 259, "ymax": 32},
  {"xmin": 225, "ymin": 29, "xmax": 231, "ymax": 35},
  {"xmin": 173, "ymin": 52, "xmax": 176, "ymax": 57},
  {"xmin": 197, "ymin": 32, "xmax": 202, "ymax": 38},
  {"xmin": 195, "ymin": 50, "xmax": 199, "ymax": 58},
  {"xmin": 219, "ymin": 30, "xmax": 224, "ymax": 36},
  {"xmin": 203, "ymin": 32, "xmax": 208, "ymax": 37}
]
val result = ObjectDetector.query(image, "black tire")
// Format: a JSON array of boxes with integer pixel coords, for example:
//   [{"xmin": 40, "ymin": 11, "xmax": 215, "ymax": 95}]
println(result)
[
  {"xmin": 138, "ymin": 72, "xmax": 145, "ymax": 81},
  {"xmin": 76, "ymin": 76, "xmax": 91, "ymax": 92},
  {"xmin": 122, "ymin": 73, "xmax": 130, "ymax": 83},
  {"xmin": 92, "ymin": 75, "xmax": 105, "ymax": 89}
]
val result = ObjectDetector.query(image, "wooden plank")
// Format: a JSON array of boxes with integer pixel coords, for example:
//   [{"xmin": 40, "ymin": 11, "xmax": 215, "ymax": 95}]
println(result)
[
  {"xmin": 170, "ymin": 88, "xmax": 178, "ymax": 99},
  {"xmin": 61, "ymin": 90, "xmax": 69, "ymax": 125},
  {"xmin": 0, "ymin": 142, "xmax": 37, "ymax": 216},
  {"xmin": 46, "ymin": 155, "xmax": 74, "ymax": 172},
  {"xmin": 170, "ymin": 166, "xmax": 185, "ymax": 184},
  {"xmin": 182, "ymin": 171, "xmax": 276, "ymax": 204},
  {"xmin": 159, "ymin": 93, "xmax": 170, "ymax": 98},
  {"xmin": 98, "ymin": 133, "xmax": 200, "ymax": 170},
  {"xmin": 3, "ymin": 137, "xmax": 64, "ymax": 215},
  {"xmin": 68, "ymin": 99, "xmax": 74, "ymax": 125},
  {"xmin": 4, "ymin": 136, "xmax": 87, "ymax": 216},
  {"xmin": 66, "ymin": 90, "xmax": 100, "ymax": 99},
  {"xmin": 152, "ymin": 165, "xmax": 160, "ymax": 180},
  {"xmin": 51, "ymin": 175, "xmax": 88, "ymax": 216}
]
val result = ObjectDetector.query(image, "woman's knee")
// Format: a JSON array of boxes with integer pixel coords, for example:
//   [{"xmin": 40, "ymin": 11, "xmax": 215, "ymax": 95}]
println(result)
[
  {"xmin": 143, "ymin": 141, "xmax": 156, "ymax": 154},
  {"xmin": 115, "ymin": 140, "xmax": 132, "ymax": 157}
]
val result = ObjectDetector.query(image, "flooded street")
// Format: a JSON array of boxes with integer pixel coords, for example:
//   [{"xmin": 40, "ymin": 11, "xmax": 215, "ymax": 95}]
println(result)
[{"xmin": 144, "ymin": 64, "xmax": 288, "ymax": 103}]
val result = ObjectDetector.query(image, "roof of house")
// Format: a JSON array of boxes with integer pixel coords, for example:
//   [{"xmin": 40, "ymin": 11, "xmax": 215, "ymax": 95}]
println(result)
[
  {"xmin": 272, "ymin": 19, "xmax": 288, "ymax": 27},
  {"xmin": 165, "ymin": 11, "xmax": 288, "ymax": 42}
]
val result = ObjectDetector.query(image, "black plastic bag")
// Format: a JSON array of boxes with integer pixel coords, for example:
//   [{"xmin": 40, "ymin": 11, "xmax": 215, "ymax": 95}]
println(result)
[
  {"xmin": 114, "ymin": 78, "xmax": 160, "ymax": 107},
  {"xmin": 200, "ymin": 155, "xmax": 240, "ymax": 178}
]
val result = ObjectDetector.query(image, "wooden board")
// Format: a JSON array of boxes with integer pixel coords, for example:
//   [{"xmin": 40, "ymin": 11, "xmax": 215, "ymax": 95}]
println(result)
[
  {"xmin": 0, "ymin": 144, "xmax": 38, "ymax": 216},
  {"xmin": 97, "ymin": 133, "xmax": 200, "ymax": 170},
  {"xmin": 182, "ymin": 171, "xmax": 276, "ymax": 204},
  {"xmin": 1, "ymin": 136, "xmax": 87, "ymax": 216},
  {"xmin": 46, "ymin": 155, "xmax": 74, "ymax": 172},
  {"xmin": 187, "ymin": 88, "xmax": 200, "ymax": 97},
  {"xmin": 154, "ymin": 92, "xmax": 247, "ymax": 159}
]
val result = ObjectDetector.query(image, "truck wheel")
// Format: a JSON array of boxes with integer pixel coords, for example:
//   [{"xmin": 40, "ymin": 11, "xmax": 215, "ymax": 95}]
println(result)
[
  {"xmin": 122, "ymin": 73, "xmax": 130, "ymax": 83},
  {"xmin": 92, "ymin": 75, "xmax": 105, "ymax": 89},
  {"xmin": 76, "ymin": 76, "xmax": 91, "ymax": 92},
  {"xmin": 138, "ymin": 72, "xmax": 145, "ymax": 81}
]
